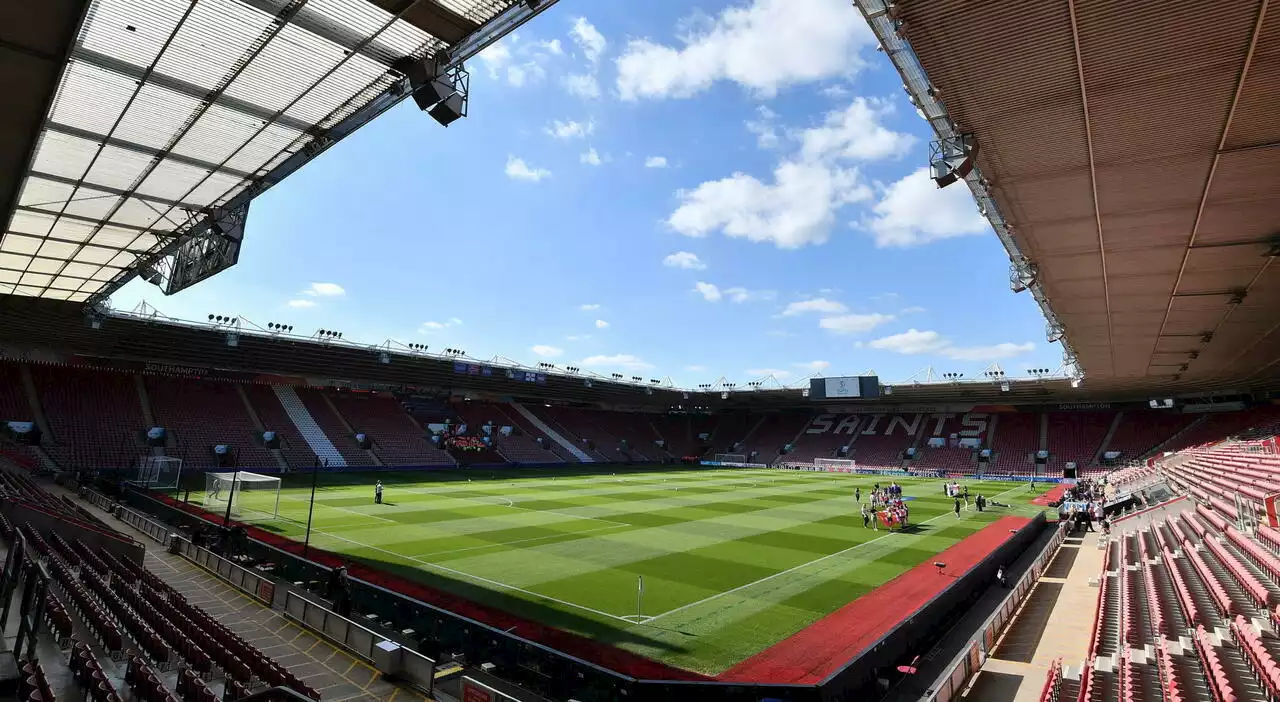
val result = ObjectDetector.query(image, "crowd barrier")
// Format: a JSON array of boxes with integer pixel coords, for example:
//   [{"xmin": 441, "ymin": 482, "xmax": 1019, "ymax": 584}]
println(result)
[
  {"xmin": 171, "ymin": 536, "xmax": 277, "ymax": 606},
  {"xmin": 283, "ymin": 591, "xmax": 435, "ymax": 694},
  {"xmin": 118, "ymin": 505, "xmax": 173, "ymax": 546},
  {"xmin": 923, "ymin": 521, "xmax": 1070, "ymax": 702}
]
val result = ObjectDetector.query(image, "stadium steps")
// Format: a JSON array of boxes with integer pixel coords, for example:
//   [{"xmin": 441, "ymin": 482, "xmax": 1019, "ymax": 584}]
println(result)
[
  {"xmin": 1144, "ymin": 415, "xmax": 1210, "ymax": 461},
  {"xmin": 318, "ymin": 392, "xmax": 383, "ymax": 467},
  {"xmin": 509, "ymin": 402, "xmax": 593, "ymax": 462},
  {"xmin": 133, "ymin": 373, "xmax": 156, "ymax": 428},
  {"xmin": 16, "ymin": 361, "xmax": 54, "ymax": 440},
  {"xmin": 272, "ymin": 385, "xmax": 347, "ymax": 467},
  {"xmin": 235, "ymin": 383, "xmax": 291, "ymax": 472},
  {"xmin": 1092, "ymin": 412, "xmax": 1124, "ymax": 466}
]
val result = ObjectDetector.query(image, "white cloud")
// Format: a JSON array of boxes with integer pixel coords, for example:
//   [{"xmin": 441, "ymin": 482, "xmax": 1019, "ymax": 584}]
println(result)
[
  {"xmin": 506, "ymin": 61, "xmax": 547, "ymax": 87},
  {"xmin": 867, "ymin": 328, "xmax": 1035, "ymax": 361},
  {"xmin": 782, "ymin": 297, "xmax": 847, "ymax": 316},
  {"xmin": 580, "ymin": 148, "xmax": 603, "ymax": 166},
  {"xmin": 302, "ymin": 282, "xmax": 345, "ymax": 297},
  {"xmin": 420, "ymin": 318, "xmax": 462, "ymax": 332},
  {"xmin": 795, "ymin": 360, "xmax": 832, "ymax": 373},
  {"xmin": 538, "ymin": 39, "xmax": 564, "ymax": 55},
  {"xmin": 748, "ymin": 368, "xmax": 792, "ymax": 379},
  {"xmin": 564, "ymin": 73, "xmax": 602, "ymax": 98},
  {"xmin": 594, "ymin": 319, "xmax": 610, "ymax": 329},
  {"xmin": 663, "ymin": 251, "xmax": 706, "ymax": 270},
  {"xmin": 616, "ymin": 0, "xmax": 873, "ymax": 101},
  {"xmin": 668, "ymin": 160, "xmax": 871, "ymax": 248},
  {"xmin": 864, "ymin": 167, "xmax": 991, "ymax": 247},
  {"xmin": 819, "ymin": 313, "xmax": 895, "ymax": 334},
  {"xmin": 531, "ymin": 345, "xmax": 564, "ymax": 358},
  {"xmin": 799, "ymin": 98, "xmax": 916, "ymax": 163},
  {"xmin": 746, "ymin": 105, "xmax": 781, "ymax": 148},
  {"xmin": 645, "ymin": 156, "xmax": 669, "ymax": 169},
  {"xmin": 821, "ymin": 84, "xmax": 851, "ymax": 99},
  {"xmin": 546, "ymin": 119, "xmax": 594, "ymax": 139},
  {"xmin": 582, "ymin": 353, "xmax": 652, "ymax": 371},
  {"xmin": 693, "ymin": 281, "xmax": 722, "ymax": 302},
  {"xmin": 570, "ymin": 17, "xmax": 607, "ymax": 63},
  {"xmin": 505, "ymin": 156, "xmax": 551, "ymax": 182},
  {"xmin": 286, "ymin": 299, "xmax": 316, "ymax": 309},
  {"xmin": 667, "ymin": 97, "xmax": 914, "ymax": 250},
  {"xmin": 580, "ymin": 303, "xmax": 601, "ymax": 311},
  {"xmin": 478, "ymin": 42, "xmax": 512, "ymax": 78},
  {"xmin": 723, "ymin": 286, "xmax": 774, "ymax": 303}
]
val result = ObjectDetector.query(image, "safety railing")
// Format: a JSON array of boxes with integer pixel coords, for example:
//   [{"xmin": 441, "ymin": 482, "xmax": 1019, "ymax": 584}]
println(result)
[
  {"xmin": 283, "ymin": 590, "xmax": 435, "ymax": 694},
  {"xmin": 117, "ymin": 505, "xmax": 172, "ymax": 546},
  {"xmin": 172, "ymin": 536, "xmax": 277, "ymax": 606}
]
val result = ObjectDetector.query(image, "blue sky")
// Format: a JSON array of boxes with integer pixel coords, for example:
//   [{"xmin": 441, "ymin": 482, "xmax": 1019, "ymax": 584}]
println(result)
[{"xmin": 110, "ymin": 0, "xmax": 1063, "ymax": 388}]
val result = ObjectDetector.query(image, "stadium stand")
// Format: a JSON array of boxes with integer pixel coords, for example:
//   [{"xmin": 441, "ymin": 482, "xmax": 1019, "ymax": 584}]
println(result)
[
  {"xmin": 241, "ymin": 384, "xmax": 318, "ymax": 469},
  {"xmin": 295, "ymin": 388, "xmax": 376, "ymax": 467},
  {"xmin": 325, "ymin": 390, "xmax": 454, "ymax": 466},
  {"xmin": 1099, "ymin": 412, "xmax": 1198, "ymax": 464},
  {"xmin": 742, "ymin": 413, "xmax": 810, "ymax": 464},
  {"xmin": 31, "ymin": 364, "xmax": 145, "ymax": 473},
  {"xmin": 849, "ymin": 415, "xmax": 918, "ymax": 470},
  {"xmin": 528, "ymin": 406, "xmax": 614, "ymax": 461},
  {"xmin": 145, "ymin": 377, "xmax": 276, "ymax": 470},
  {"xmin": 991, "ymin": 412, "xmax": 1040, "ymax": 476},
  {"xmin": 910, "ymin": 413, "xmax": 980, "ymax": 475},
  {"xmin": 1045, "ymin": 412, "xmax": 1111, "ymax": 471}
]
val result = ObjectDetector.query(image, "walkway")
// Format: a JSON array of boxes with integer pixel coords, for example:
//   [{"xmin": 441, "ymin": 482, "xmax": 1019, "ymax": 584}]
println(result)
[
  {"xmin": 56, "ymin": 483, "xmax": 429, "ymax": 702},
  {"xmin": 961, "ymin": 530, "xmax": 1105, "ymax": 701}
]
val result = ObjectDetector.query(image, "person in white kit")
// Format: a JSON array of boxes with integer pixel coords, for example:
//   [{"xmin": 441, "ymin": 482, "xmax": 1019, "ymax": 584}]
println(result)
[{"xmin": 375, "ymin": 480, "xmax": 383, "ymax": 505}]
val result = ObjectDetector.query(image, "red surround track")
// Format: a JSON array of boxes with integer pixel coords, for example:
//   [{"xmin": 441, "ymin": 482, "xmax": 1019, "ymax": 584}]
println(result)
[
  {"xmin": 718, "ymin": 515, "xmax": 1033, "ymax": 684},
  {"xmin": 1032, "ymin": 484, "xmax": 1070, "ymax": 506}
]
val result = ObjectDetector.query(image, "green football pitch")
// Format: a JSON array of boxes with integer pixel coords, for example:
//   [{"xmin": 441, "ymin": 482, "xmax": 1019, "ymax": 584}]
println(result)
[{"xmin": 194, "ymin": 466, "xmax": 1043, "ymax": 674}]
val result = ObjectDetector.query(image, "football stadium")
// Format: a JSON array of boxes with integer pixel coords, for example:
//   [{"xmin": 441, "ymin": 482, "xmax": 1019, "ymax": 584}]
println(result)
[{"xmin": 1, "ymin": 0, "xmax": 1278, "ymax": 702}]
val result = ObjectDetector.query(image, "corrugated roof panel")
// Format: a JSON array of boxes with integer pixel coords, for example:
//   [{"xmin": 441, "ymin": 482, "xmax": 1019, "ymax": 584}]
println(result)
[
  {"xmin": 111, "ymin": 83, "xmax": 206, "ymax": 152},
  {"xmin": 310, "ymin": 0, "xmax": 438, "ymax": 63},
  {"xmin": 0, "ymin": 236, "xmax": 41, "ymax": 256},
  {"xmin": 25, "ymin": 258, "xmax": 64, "ymax": 275},
  {"xmin": 186, "ymin": 171, "xmax": 252, "ymax": 207},
  {"xmin": 436, "ymin": 0, "xmax": 508, "ymax": 25},
  {"xmin": 19, "ymin": 273, "xmax": 56, "ymax": 288},
  {"xmin": 171, "ymin": 104, "xmax": 285, "ymax": 168},
  {"xmin": 30, "ymin": 132, "xmax": 100, "ymax": 182},
  {"xmin": 286, "ymin": 54, "xmax": 387, "ymax": 126},
  {"xmin": 224, "ymin": 23, "xmax": 348, "ymax": 115},
  {"xmin": 153, "ymin": 0, "xmax": 278, "ymax": 91},
  {"xmin": 78, "ymin": 0, "xmax": 188, "ymax": 70},
  {"xmin": 82, "ymin": 144, "xmax": 156, "ymax": 192},
  {"xmin": 222, "ymin": 122, "xmax": 304, "ymax": 175},
  {"xmin": 61, "ymin": 189, "xmax": 123, "ymax": 222},
  {"xmin": 135, "ymin": 158, "xmax": 219, "ymax": 203},
  {"xmin": 48, "ymin": 62, "xmax": 136, "ymax": 138},
  {"xmin": 18, "ymin": 178, "xmax": 76, "ymax": 210},
  {"xmin": 0, "ymin": 270, "xmax": 18, "ymax": 284}
]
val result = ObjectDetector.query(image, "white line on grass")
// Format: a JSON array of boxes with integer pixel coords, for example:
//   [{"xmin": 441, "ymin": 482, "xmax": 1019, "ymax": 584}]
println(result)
[
  {"xmin": 277, "ymin": 493, "xmax": 400, "ymax": 523},
  {"xmin": 391, "ymin": 484, "xmax": 631, "ymax": 528},
  {"xmin": 410, "ymin": 523, "xmax": 630, "ymax": 559},
  {"xmin": 301, "ymin": 524, "xmax": 638, "ymax": 624},
  {"xmin": 640, "ymin": 483, "xmax": 1030, "ymax": 624}
]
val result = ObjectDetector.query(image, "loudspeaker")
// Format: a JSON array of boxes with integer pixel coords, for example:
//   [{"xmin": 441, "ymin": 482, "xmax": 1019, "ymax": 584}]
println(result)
[
  {"xmin": 213, "ymin": 445, "xmax": 234, "ymax": 467},
  {"xmin": 262, "ymin": 431, "xmax": 280, "ymax": 449},
  {"xmin": 429, "ymin": 92, "xmax": 465, "ymax": 126},
  {"xmin": 355, "ymin": 433, "xmax": 372, "ymax": 449}
]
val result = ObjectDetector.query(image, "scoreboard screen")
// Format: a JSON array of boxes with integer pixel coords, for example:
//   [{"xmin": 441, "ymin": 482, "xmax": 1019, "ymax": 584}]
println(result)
[{"xmin": 809, "ymin": 376, "xmax": 880, "ymax": 400}]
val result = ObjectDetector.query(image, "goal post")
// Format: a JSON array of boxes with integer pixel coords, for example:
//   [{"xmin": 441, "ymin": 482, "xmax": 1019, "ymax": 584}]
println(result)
[
  {"xmin": 205, "ymin": 471, "xmax": 281, "ymax": 520},
  {"xmin": 136, "ymin": 456, "xmax": 183, "ymax": 490},
  {"xmin": 714, "ymin": 453, "xmax": 748, "ymax": 465},
  {"xmin": 814, "ymin": 458, "xmax": 857, "ymax": 473}
]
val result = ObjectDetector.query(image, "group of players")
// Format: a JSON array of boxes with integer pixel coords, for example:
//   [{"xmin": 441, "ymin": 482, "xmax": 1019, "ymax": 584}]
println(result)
[{"xmin": 856, "ymin": 482, "xmax": 910, "ymax": 530}]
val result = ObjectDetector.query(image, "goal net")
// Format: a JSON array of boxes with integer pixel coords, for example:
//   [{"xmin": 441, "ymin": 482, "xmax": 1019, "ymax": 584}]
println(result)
[
  {"xmin": 814, "ymin": 458, "xmax": 858, "ymax": 473},
  {"xmin": 714, "ymin": 453, "xmax": 748, "ymax": 465},
  {"xmin": 136, "ymin": 456, "xmax": 183, "ymax": 490},
  {"xmin": 205, "ymin": 472, "xmax": 281, "ymax": 520}
]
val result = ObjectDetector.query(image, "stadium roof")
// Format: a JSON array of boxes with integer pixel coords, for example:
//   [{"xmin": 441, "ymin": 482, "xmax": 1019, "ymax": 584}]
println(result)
[
  {"xmin": 859, "ymin": 0, "xmax": 1280, "ymax": 392},
  {"xmin": 0, "ymin": 0, "xmax": 552, "ymax": 304}
]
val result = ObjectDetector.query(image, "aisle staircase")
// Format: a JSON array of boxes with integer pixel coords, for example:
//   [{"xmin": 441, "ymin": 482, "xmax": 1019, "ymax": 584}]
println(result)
[
  {"xmin": 272, "ymin": 386, "xmax": 346, "ymax": 467},
  {"xmin": 510, "ymin": 402, "xmax": 594, "ymax": 462}
]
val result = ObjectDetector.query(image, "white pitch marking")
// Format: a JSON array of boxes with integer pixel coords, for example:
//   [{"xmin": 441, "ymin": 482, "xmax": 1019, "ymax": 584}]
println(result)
[
  {"xmin": 641, "ymin": 483, "xmax": 1029, "ymax": 624},
  {"xmin": 410, "ymin": 523, "xmax": 630, "ymax": 559}
]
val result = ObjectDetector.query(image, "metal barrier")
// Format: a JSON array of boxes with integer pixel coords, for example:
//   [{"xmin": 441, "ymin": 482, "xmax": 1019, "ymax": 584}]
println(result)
[
  {"xmin": 86, "ymin": 489, "xmax": 116, "ymax": 513},
  {"xmin": 117, "ymin": 504, "xmax": 172, "ymax": 546},
  {"xmin": 283, "ymin": 590, "xmax": 435, "ymax": 694},
  {"xmin": 172, "ymin": 536, "xmax": 277, "ymax": 606},
  {"xmin": 925, "ymin": 522, "xmax": 1070, "ymax": 702}
]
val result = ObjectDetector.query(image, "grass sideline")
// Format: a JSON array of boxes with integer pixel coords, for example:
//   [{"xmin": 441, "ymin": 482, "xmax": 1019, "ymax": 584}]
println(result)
[{"xmin": 189, "ymin": 465, "xmax": 1043, "ymax": 674}]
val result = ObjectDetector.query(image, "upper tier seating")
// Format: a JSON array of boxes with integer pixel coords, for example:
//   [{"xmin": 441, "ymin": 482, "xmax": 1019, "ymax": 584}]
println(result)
[
  {"xmin": 1046, "ymin": 412, "xmax": 1111, "ymax": 469},
  {"xmin": 145, "ymin": 377, "xmax": 276, "ymax": 470},
  {"xmin": 991, "ymin": 413, "xmax": 1039, "ymax": 476},
  {"xmin": 32, "ymin": 364, "xmax": 145, "ymax": 472},
  {"xmin": 326, "ymin": 392, "xmax": 454, "ymax": 466},
  {"xmin": 296, "ymin": 389, "xmax": 375, "ymax": 467},
  {"xmin": 241, "ymin": 384, "xmax": 317, "ymax": 469}
]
